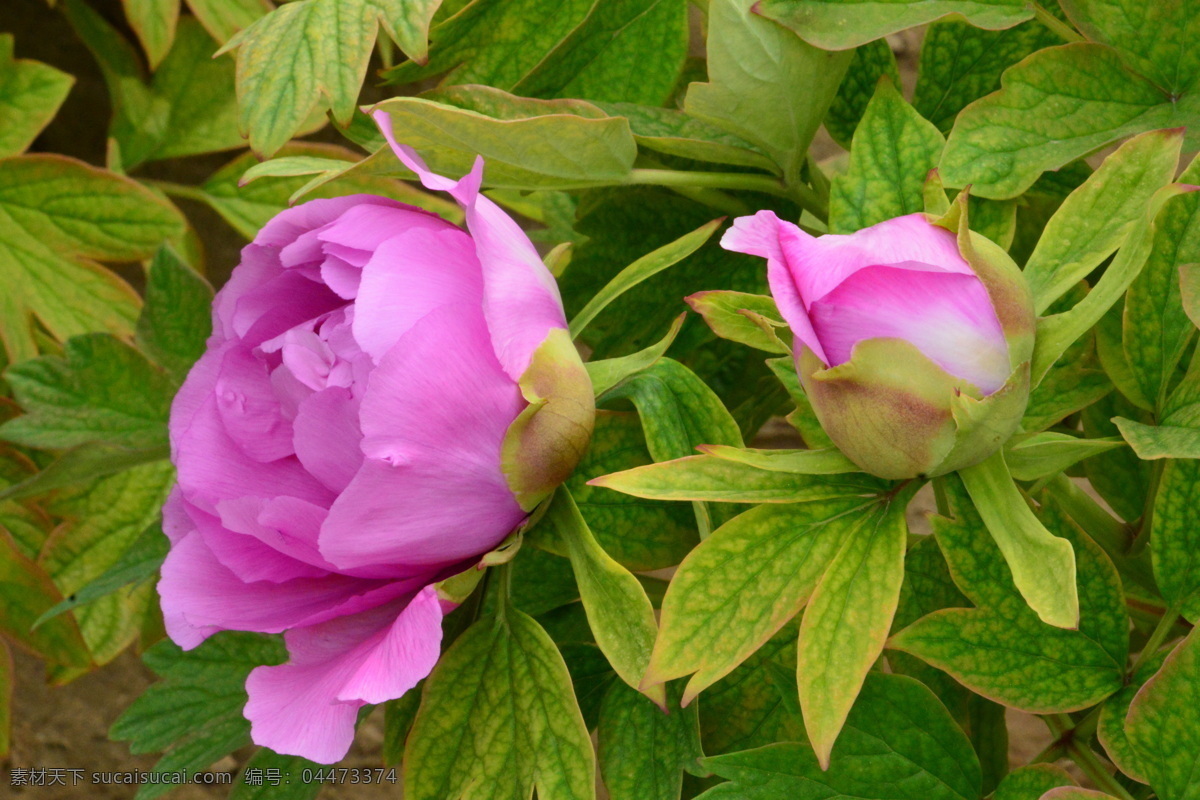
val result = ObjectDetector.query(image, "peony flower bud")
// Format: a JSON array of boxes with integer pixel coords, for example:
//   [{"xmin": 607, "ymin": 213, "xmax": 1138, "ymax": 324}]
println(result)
[
  {"xmin": 158, "ymin": 115, "xmax": 593, "ymax": 763},
  {"xmin": 722, "ymin": 203, "xmax": 1033, "ymax": 479}
]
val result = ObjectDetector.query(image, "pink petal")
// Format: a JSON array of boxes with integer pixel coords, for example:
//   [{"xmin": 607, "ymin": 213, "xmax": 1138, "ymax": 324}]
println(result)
[
  {"xmin": 255, "ymin": 195, "xmax": 402, "ymax": 249},
  {"xmin": 158, "ymin": 529, "xmax": 418, "ymax": 649},
  {"xmin": 722, "ymin": 210, "xmax": 828, "ymax": 363},
  {"xmin": 372, "ymin": 109, "xmax": 568, "ymax": 380},
  {"xmin": 174, "ymin": 391, "xmax": 333, "ymax": 512},
  {"xmin": 351, "ymin": 225, "xmax": 483, "ymax": 364},
  {"xmin": 243, "ymin": 587, "xmax": 443, "ymax": 764},
  {"xmin": 216, "ymin": 495, "xmax": 336, "ymax": 571},
  {"xmin": 214, "ymin": 346, "xmax": 294, "ymax": 463},
  {"xmin": 810, "ymin": 265, "xmax": 1009, "ymax": 393},
  {"xmin": 320, "ymin": 303, "xmax": 526, "ymax": 570},
  {"xmin": 231, "ymin": 270, "xmax": 346, "ymax": 349},
  {"xmin": 292, "ymin": 387, "xmax": 363, "ymax": 494},
  {"xmin": 184, "ymin": 500, "xmax": 329, "ymax": 583}
]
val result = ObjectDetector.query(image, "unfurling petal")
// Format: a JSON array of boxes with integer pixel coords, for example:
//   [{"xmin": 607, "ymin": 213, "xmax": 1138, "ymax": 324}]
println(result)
[
  {"xmin": 243, "ymin": 587, "xmax": 443, "ymax": 764},
  {"xmin": 372, "ymin": 109, "xmax": 568, "ymax": 380}
]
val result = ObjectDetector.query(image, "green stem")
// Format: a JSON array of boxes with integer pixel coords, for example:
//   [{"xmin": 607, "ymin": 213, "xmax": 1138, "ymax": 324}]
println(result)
[
  {"xmin": 1029, "ymin": 2, "xmax": 1085, "ymax": 43},
  {"xmin": 666, "ymin": 184, "xmax": 757, "ymax": 217},
  {"xmin": 1130, "ymin": 604, "xmax": 1182, "ymax": 675},
  {"xmin": 141, "ymin": 178, "xmax": 210, "ymax": 205},
  {"xmin": 625, "ymin": 168, "xmax": 827, "ymax": 221},
  {"xmin": 1129, "ymin": 459, "xmax": 1165, "ymax": 557},
  {"xmin": 1041, "ymin": 714, "xmax": 1134, "ymax": 800},
  {"xmin": 1068, "ymin": 739, "xmax": 1135, "ymax": 800},
  {"xmin": 932, "ymin": 476, "xmax": 950, "ymax": 517}
]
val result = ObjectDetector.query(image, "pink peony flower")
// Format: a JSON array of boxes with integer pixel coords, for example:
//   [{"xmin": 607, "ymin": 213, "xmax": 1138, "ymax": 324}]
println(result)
[
  {"xmin": 159, "ymin": 114, "xmax": 593, "ymax": 763},
  {"xmin": 723, "ymin": 208, "xmax": 1034, "ymax": 479}
]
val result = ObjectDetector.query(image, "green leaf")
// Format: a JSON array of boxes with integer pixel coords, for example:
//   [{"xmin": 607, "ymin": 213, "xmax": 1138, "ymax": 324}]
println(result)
[
  {"xmin": 122, "ymin": 0, "xmax": 180, "ymax": 68},
  {"xmin": 1114, "ymin": 418, "xmax": 1200, "ymax": 460},
  {"xmin": 699, "ymin": 445, "xmax": 859, "ymax": 475},
  {"xmin": 33, "ymin": 524, "xmax": 168, "ymax": 630},
  {"xmin": 685, "ymin": 291, "xmax": 788, "ymax": 354},
  {"xmin": 683, "ymin": 0, "xmax": 852, "ymax": 184},
  {"xmin": 0, "ymin": 529, "xmax": 92, "ymax": 669},
  {"xmin": 186, "ymin": 0, "xmax": 270, "ymax": 45},
  {"xmin": 200, "ymin": 144, "xmax": 459, "ymax": 240},
  {"xmin": 1096, "ymin": 647, "xmax": 1166, "ymax": 785},
  {"xmin": 1004, "ymin": 433, "xmax": 1126, "ymax": 482},
  {"xmin": 383, "ymin": 0, "xmax": 594, "ymax": 90},
  {"xmin": 826, "ymin": 39, "xmax": 900, "ymax": 148},
  {"xmin": 368, "ymin": 94, "xmax": 637, "ymax": 190},
  {"xmin": 940, "ymin": 44, "xmax": 1199, "ymax": 199},
  {"xmin": 830, "ymin": 76, "xmax": 946, "ymax": 233},
  {"xmin": 1, "ymin": 334, "xmax": 174, "ymax": 450},
  {"xmin": 543, "ymin": 490, "xmax": 663, "ymax": 705},
  {"xmin": 1149, "ymin": 459, "xmax": 1200, "ymax": 622},
  {"xmin": 755, "ymin": 0, "xmax": 1033, "ymax": 50},
  {"xmin": 958, "ymin": 451, "xmax": 1079, "ymax": 628},
  {"xmin": 570, "ymin": 219, "xmax": 722, "ymax": 339},
  {"xmin": 1033, "ymin": 181, "xmax": 1197, "ymax": 385},
  {"xmin": 0, "ymin": 154, "xmax": 182, "ymax": 360},
  {"xmin": 598, "ymin": 682, "xmax": 703, "ymax": 800},
  {"xmin": 993, "ymin": 765, "xmax": 1077, "ymax": 800},
  {"xmin": 1096, "ymin": 300, "xmax": 1153, "ymax": 410},
  {"xmin": 599, "ymin": 358, "xmax": 742, "ymax": 461},
  {"xmin": 888, "ymin": 535, "xmax": 972, "ymax": 712},
  {"xmin": 1023, "ymin": 128, "xmax": 1184, "ymax": 315},
  {"xmin": 560, "ymin": 188, "xmax": 764, "ymax": 363},
  {"xmin": 65, "ymin": 2, "xmax": 245, "ymax": 169},
  {"xmin": 404, "ymin": 609, "xmax": 595, "ymax": 800},
  {"xmin": 229, "ymin": 748, "xmax": 322, "ymax": 800},
  {"xmin": 136, "ymin": 247, "xmax": 213, "ymax": 381},
  {"xmin": 914, "ymin": 19, "xmax": 1058, "ymax": 133},
  {"xmin": 1125, "ymin": 627, "xmax": 1200, "ymax": 799},
  {"xmin": 890, "ymin": 481, "xmax": 1127, "ymax": 712},
  {"xmin": 512, "ymin": 0, "xmax": 689, "ymax": 107},
  {"xmin": 696, "ymin": 673, "xmax": 981, "ymax": 800},
  {"xmin": 644, "ymin": 498, "xmax": 882, "ymax": 700},
  {"xmin": 590, "ymin": 454, "xmax": 883, "ymax": 504},
  {"xmin": 41, "ymin": 461, "xmax": 175, "ymax": 664},
  {"xmin": 1082, "ymin": 392, "xmax": 1152, "ymax": 522},
  {"xmin": 595, "ymin": 102, "xmax": 777, "ymax": 173},
  {"xmin": 111, "ymin": 632, "xmax": 286, "ymax": 800},
  {"xmin": 221, "ymin": 0, "xmax": 441, "ymax": 156},
  {"xmin": 566, "ymin": 411, "xmax": 697, "ymax": 570},
  {"xmin": 1060, "ymin": 0, "xmax": 1200, "ymax": 96},
  {"xmin": 1123, "ymin": 153, "xmax": 1200, "ymax": 407},
  {"xmin": 796, "ymin": 487, "xmax": 910, "ymax": 767},
  {"xmin": 0, "ymin": 35, "xmax": 74, "ymax": 158},
  {"xmin": 698, "ymin": 623, "xmax": 804, "ymax": 755},
  {"xmin": 1022, "ymin": 338, "xmax": 1113, "ymax": 432},
  {"xmin": 585, "ymin": 315, "xmax": 685, "ymax": 398},
  {"xmin": 0, "ymin": 441, "xmax": 169, "ymax": 502},
  {"xmin": 382, "ymin": 684, "xmax": 423, "ymax": 766}
]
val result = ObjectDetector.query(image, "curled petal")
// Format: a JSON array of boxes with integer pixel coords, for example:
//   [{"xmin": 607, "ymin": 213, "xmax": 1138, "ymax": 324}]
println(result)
[
  {"xmin": 243, "ymin": 587, "xmax": 443, "ymax": 764},
  {"xmin": 372, "ymin": 109, "xmax": 568, "ymax": 379}
]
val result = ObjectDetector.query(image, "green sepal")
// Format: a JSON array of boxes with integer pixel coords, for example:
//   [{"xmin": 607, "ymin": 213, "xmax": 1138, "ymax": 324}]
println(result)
[
  {"xmin": 801, "ymin": 339, "xmax": 963, "ymax": 479},
  {"xmin": 502, "ymin": 328, "xmax": 596, "ymax": 511}
]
